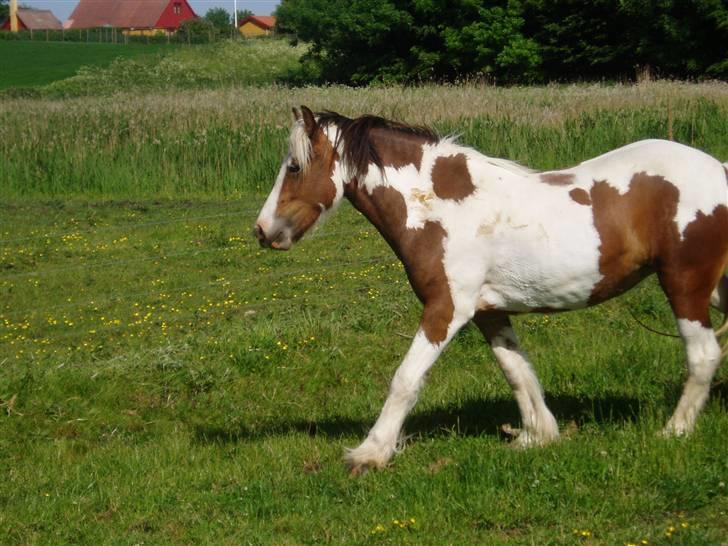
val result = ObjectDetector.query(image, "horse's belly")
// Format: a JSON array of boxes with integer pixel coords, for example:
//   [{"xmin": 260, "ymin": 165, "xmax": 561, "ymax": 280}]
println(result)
[
  {"xmin": 478, "ymin": 269, "xmax": 600, "ymax": 312},
  {"xmin": 474, "ymin": 228, "xmax": 604, "ymax": 312}
]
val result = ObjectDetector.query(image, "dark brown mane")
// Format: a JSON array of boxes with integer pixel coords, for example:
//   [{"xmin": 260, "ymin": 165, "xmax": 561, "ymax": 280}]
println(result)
[{"xmin": 316, "ymin": 111, "xmax": 439, "ymax": 177}]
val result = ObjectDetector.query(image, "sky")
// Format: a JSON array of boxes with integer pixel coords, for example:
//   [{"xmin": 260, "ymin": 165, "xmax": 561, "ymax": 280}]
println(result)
[{"xmin": 17, "ymin": 0, "xmax": 280, "ymax": 23}]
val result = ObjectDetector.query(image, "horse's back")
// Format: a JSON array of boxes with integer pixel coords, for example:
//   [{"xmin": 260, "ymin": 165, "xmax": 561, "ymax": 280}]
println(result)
[
  {"xmin": 574, "ymin": 139, "xmax": 725, "ymax": 190},
  {"xmin": 564, "ymin": 139, "xmax": 728, "ymax": 235}
]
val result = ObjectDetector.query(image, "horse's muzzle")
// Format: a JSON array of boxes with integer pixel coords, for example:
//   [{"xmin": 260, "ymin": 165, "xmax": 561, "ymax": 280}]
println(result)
[{"xmin": 254, "ymin": 223, "xmax": 292, "ymax": 250}]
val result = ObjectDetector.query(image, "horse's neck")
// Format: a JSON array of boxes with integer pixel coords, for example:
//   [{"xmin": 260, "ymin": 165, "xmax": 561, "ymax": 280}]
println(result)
[{"xmin": 344, "ymin": 179, "xmax": 405, "ymax": 247}]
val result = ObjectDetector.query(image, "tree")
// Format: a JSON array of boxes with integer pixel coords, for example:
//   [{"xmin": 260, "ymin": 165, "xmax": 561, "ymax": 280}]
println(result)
[
  {"xmin": 236, "ymin": 9, "xmax": 253, "ymax": 23},
  {"xmin": 204, "ymin": 7, "xmax": 231, "ymax": 29},
  {"xmin": 521, "ymin": 0, "xmax": 632, "ymax": 81},
  {"xmin": 276, "ymin": 0, "xmax": 539, "ymax": 85},
  {"xmin": 0, "ymin": 0, "xmax": 8, "ymax": 20},
  {"xmin": 178, "ymin": 17, "xmax": 216, "ymax": 43},
  {"xmin": 522, "ymin": 0, "xmax": 728, "ymax": 81},
  {"xmin": 276, "ymin": 0, "xmax": 728, "ymax": 84}
]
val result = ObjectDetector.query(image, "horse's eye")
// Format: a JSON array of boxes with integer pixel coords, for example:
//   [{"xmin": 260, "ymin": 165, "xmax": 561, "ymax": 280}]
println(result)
[{"xmin": 287, "ymin": 163, "xmax": 301, "ymax": 174}]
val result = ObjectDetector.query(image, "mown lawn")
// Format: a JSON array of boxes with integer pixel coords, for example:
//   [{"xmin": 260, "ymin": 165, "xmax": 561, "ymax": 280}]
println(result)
[{"xmin": 0, "ymin": 40, "xmax": 177, "ymax": 90}]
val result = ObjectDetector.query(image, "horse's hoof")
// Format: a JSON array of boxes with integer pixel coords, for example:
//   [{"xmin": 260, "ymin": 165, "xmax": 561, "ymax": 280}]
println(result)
[
  {"xmin": 344, "ymin": 443, "xmax": 391, "ymax": 475},
  {"xmin": 348, "ymin": 463, "xmax": 370, "ymax": 476}
]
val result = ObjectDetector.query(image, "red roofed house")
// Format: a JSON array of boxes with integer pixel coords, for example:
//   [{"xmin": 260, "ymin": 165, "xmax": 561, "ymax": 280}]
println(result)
[
  {"xmin": 65, "ymin": 0, "xmax": 197, "ymax": 35},
  {"xmin": 238, "ymin": 15, "xmax": 276, "ymax": 38},
  {"xmin": 1, "ymin": 8, "xmax": 63, "ymax": 31}
]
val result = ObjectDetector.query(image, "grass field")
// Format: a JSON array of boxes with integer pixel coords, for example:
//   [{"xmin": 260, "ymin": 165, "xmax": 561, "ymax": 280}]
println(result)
[
  {"xmin": 1, "ymin": 82, "xmax": 727, "ymax": 544},
  {"xmin": 0, "ymin": 39, "xmax": 306, "ymax": 97},
  {"xmin": 0, "ymin": 41, "xmax": 178, "ymax": 90}
]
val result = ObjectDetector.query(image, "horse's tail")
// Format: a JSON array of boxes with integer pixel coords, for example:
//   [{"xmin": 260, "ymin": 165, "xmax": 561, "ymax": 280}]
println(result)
[
  {"xmin": 714, "ymin": 164, "xmax": 728, "ymax": 348},
  {"xmin": 715, "ymin": 167, "xmax": 728, "ymax": 350}
]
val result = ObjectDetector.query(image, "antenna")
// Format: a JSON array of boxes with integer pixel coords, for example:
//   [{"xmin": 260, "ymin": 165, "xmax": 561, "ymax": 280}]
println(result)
[{"xmin": 10, "ymin": 0, "xmax": 18, "ymax": 32}]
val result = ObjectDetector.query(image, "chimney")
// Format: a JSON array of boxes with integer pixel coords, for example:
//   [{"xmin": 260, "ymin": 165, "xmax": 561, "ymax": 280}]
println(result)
[{"xmin": 10, "ymin": 0, "xmax": 18, "ymax": 32}]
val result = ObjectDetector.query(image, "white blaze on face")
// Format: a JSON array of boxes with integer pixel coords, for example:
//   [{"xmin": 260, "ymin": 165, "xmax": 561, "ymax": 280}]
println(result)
[{"xmin": 256, "ymin": 158, "xmax": 288, "ymax": 236}]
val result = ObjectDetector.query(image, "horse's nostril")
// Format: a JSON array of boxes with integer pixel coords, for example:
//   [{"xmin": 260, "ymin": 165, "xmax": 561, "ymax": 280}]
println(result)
[{"xmin": 254, "ymin": 223, "xmax": 268, "ymax": 247}]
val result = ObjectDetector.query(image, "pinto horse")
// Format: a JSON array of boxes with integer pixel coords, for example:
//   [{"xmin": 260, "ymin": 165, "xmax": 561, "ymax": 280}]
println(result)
[{"xmin": 255, "ymin": 106, "xmax": 728, "ymax": 473}]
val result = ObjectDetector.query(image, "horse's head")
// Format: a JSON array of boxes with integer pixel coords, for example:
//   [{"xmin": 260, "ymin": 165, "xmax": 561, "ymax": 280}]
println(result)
[{"xmin": 254, "ymin": 106, "xmax": 343, "ymax": 250}]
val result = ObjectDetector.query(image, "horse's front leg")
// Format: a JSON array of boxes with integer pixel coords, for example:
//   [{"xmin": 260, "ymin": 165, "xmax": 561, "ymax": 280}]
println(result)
[
  {"xmin": 346, "ymin": 311, "xmax": 467, "ymax": 474},
  {"xmin": 473, "ymin": 311, "xmax": 559, "ymax": 447}
]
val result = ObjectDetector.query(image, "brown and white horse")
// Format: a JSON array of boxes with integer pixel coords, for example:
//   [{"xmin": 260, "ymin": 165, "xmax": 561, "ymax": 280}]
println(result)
[{"xmin": 255, "ymin": 106, "xmax": 728, "ymax": 473}]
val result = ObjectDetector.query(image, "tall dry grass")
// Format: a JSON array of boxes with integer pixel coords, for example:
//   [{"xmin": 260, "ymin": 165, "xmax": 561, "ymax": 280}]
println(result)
[{"xmin": 1, "ymin": 81, "xmax": 727, "ymax": 198}]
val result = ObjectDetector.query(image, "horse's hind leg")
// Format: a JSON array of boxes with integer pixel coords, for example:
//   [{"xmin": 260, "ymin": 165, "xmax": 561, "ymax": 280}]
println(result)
[
  {"xmin": 659, "ymin": 271, "xmax": 723, "ymax": 436},
  {"xmin": 710, "ymin": 275, "xmax": 728, "ymax": 312},
  {"xmin": 474, "ymin": 311, "xmax": 559, "ymax": 446},
  {"xmin": 710, "ymin": 275, "xmax": 728, "ymax": 336}
]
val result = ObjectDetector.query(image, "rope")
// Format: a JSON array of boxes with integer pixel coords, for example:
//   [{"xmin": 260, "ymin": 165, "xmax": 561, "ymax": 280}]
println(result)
[{"xmin": 626, "ymin": 307, "xmax": 680, "ymax": 339}]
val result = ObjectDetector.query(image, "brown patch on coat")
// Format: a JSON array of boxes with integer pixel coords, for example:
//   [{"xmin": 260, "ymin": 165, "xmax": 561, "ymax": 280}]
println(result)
[
  {"xmin": 371, "ymin": 128, "xmax": 427, "ymax": 171},
  {"xmin": 540, "ymin": 172, "xmax": 575, "ymax": 186},
  {"xmin": 588, "ymin": 174, "xmax": 677, "ymax": 304},
  {"xmin": 276, "ymin": 126, "xmax": 337, "ymax": 242},
  {"xmin": 659, "ymin": 205, "xmax": 728, "ymax": 326},
  {"xmin": 473, "ymin": 311, "xmax": 518, "ymax": 351},
  {"xmin": 431, "ymin": 154, "xmax": 475, "ymax": 201},
  {"xmin": 569, "ymin": 188, "xmax": 591, "ymax": 206},
  {"xmin": 344, "ymin": 182, "xmax": 454, "ymax": 343},
  {"xmin": 588, "ymin": 172, "xmax": 728, "ymax": 325}
]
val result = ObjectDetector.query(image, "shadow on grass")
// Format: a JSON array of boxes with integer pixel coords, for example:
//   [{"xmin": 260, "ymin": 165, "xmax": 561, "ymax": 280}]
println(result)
[{"xmin": 192, "ymin": 393, "xmax": 653, "ymax": 444}]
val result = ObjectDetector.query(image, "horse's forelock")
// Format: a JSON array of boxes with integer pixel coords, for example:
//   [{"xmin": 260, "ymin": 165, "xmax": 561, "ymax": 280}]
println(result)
[{"xmin": 289, "ymin": 120, "xmax": 312, "ymax": 172}]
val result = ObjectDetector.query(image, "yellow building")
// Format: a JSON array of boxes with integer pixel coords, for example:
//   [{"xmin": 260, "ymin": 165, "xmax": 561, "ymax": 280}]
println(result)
[{"xmin": 239, "ymin": 15, "xmax": 276, "ymax": 38}]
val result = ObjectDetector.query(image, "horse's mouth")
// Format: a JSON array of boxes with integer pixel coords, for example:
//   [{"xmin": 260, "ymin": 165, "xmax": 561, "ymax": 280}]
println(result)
[
  {"xmin": 270, "ymin": 238, "xmax": 292, "ymax": 250},
  {"xmin": 254, "ymin": 223, "xmax": 292, "ymax": 250}
]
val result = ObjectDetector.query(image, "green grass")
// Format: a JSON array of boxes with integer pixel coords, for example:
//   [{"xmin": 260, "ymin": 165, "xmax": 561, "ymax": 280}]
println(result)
[
  {"xmin": 0, "ymin": 199, "xmax": 726, "ymax": 545},
  {"xmin": 0, "ymin": 38, "xmax": 306, "ymax": 97},
  {"xmin": 0, "ymin": 40, "xmax": 178, "ymax": 90},
  {"xmin": 0, "ymin": 82, "xmax": 727, "ymax": 544}
]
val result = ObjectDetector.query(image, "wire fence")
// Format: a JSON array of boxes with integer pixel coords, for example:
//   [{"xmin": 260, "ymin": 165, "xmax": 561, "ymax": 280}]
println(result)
[{"xmin": 0, "ymin": 26, "xmax": 259, "ymax": 45}]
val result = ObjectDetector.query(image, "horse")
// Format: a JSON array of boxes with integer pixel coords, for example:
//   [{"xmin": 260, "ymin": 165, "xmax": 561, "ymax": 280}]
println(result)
[{"xmin": 255, "ymin": 106, "xmax": 728, "ymax": 474}]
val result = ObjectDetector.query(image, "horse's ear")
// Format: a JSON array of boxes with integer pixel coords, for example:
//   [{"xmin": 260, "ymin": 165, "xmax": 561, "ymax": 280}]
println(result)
[
  {"xmin": 292, "ymin": 106, "xmax": 302, "ymax": 121},
  {"xmin": 300, "ymin": 105, "xmax": 317, "ymax": 137}
]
